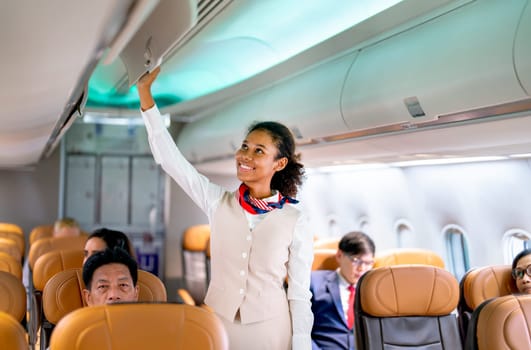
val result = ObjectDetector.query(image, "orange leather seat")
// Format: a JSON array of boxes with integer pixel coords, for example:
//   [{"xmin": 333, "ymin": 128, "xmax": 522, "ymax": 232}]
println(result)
[
  {"xmin": 33, "ymin": 249, "xmax": 84, "ymax": 292},
  {"xmin": 177, "ymin": 288, "xmax": 196, "ymax": 306},
  {"xmin": 0, "ymin": 222, "xmax": 23, "ymax": 234},
  {"xmin": 28, "ymin": 224, "xmax": 54, "ymax": 245},
  {"xmin": 0, "ymin": 231, "xmax": 24, "ymax": 260},
  {"xmin": 0, "ymin": 252, "xmax": 22, "ymax": 279},
  {"xmin": 313, "ymin": 238, "xmax": 340, "ymax": 250},
  {"xmin": 465, "ymin": 294, "xmax": 531, "ymax": 350},
  {"xmin": 0, "ymin": 271, "xmax": 26, "ymax": 323},
  {"xmin": 355, "ymin": 265, "xmax": 461, "ymax": 349},
  {"xmin": 27, "ymin": 235, "xmax": 87, "ymax": 271},
  {"xmin": 181, "ymin": 224, "xmax": 210, "ymax": 303},
  {"xmin": 40, "ymin": 267, "xmax": 167, "ymax": 348},
  {"xmin": 457, "ymin": 265, "xmax": 516, "ymax": 343},
  {"xmin": 50, "ymin": 303, "xmax": 228, "ymax": 350},
  {"xmin": 0, "ymin": 311, "xmax": 27, "ymax": 350},
  {"xmin": 312, "ymin": 249, "xmax": 338, "ymax": 270},
  {"xmin": 29, "ymin": 249, "xmax": 84, "ymax": 347},
  {"xmin": 0, "ymin": 237, "xmax": 22, "ymax": 262},
  {"xmin": 373, "ymin": 248, "xmax": 445, "ymax": 268}
]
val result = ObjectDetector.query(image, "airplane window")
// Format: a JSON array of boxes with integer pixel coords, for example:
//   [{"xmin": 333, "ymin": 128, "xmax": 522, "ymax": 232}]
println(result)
[
  {"xmin": 502, "ymin": 229, "xmax": 531, "ymax": 264},
  {"xmin": 357, "ymin": 216, "xmax": 370, "ymax": 235},
  {"xmin": 394, "ymin": 219, "xmax": 414, "ymax": 248},
  {"xmin": 442, "ymin": 225, "xmax": 470, "ymax": 281}
]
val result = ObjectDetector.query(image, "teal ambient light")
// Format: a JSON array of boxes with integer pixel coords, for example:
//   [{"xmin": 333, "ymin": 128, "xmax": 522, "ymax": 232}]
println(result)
[{"xmin": 87, "ymin": 0, "xmax": 402, "ymax": 110}]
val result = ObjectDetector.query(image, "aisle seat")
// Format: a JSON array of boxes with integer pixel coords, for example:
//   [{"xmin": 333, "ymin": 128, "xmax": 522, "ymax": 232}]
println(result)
[
  {"xmin": 50, "ymin": 303, "xmax": 228, "ymax": 350},
  {"xmin": 457, "ymin": 265, "xmax": 516, "ymax": 343},
  {"xmin": 374, "ymin": 248, "xmax": 445, "ymax": 268},
  {"xmin": 355, "ymin": 265, "xmax": 461, "ymax": 349}
]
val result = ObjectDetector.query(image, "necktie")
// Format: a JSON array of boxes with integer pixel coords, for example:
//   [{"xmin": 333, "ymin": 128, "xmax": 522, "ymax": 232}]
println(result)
[{"xmin": 347, "ymin": 284, "xmax": 355, "ymax": 329}]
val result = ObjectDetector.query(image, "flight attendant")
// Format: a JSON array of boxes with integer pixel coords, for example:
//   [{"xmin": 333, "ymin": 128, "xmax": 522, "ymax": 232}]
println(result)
[{"xmin": 137, "ymin": 67, "xmax": 313, "ymax": 350}]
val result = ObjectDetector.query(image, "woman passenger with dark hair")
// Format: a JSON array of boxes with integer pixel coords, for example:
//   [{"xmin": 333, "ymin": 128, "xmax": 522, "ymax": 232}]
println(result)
[
  {"xmin": 512, "ymin": 248, "xmax": 531, "ymax": 294},
  {"xmin": 83, "ymin": 228, "xmax": 135, "ymax": 264},
  {"xmin": 136, "ymin": 67, "xmax": 313, "ymax": 350}
]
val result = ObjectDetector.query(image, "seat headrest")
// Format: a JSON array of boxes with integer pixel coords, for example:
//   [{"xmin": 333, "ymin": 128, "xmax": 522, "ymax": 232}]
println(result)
[
  {"xmin": 313, "ymin": 238, "xmax": 340, "ymax": 250},
  {"xmin": 42, "ymin": 268, "xmax": 86, "ymax": 324},
  {"xmin": 312, "ymin": 249, "xmax": 338, "ymax": 270},
  {"xmin": 32, "ymin": 249, "xmax": 84, "ymax": 290},
  {"xmin": 0, "ymin": 232, "xmax": 24, "ymax": 258},
  {"xmin": 474, "ymin": 294, "xmax": 531, "ymax": 349},
  {"xmin": 374, "ymin": 248, "xmax": 445, "ymax": 268},
  {"xmin": 137, "ymin": 270, "xmax": 167, "ymax": 302},
  {"xmin": 0, "ymin": 311, "xmax": 27, "ymax": 349},
  {"xmin": 0, "ymin": 252, "xmax": 22, "ymax": 279},
  {"xmin": 462, "ymin": 265, "xmax": 517, "ymax": 310},
  {"xmin": 0, "ymin": 271, "xmax": 26, "ymax": 322},
  {"xmin": 0, "ymin": 238, "xmax": 21, "ymax": 262},
  {"xmin": 50, "ymin": 303, "xmax": 229, "ymax": 350},
  {"xmin": 182, "ymin": 224, "xmax": 210, "ymax": 251},
  {"xmin": 28, "ymin": 235, "xmax": 87, "ymax": 269},
  {"xmin": 29, "ymin": 224, "xmax": 54, "ymax": 245},
  {"xmin": 359, "ymin": 265, "xmax": 458, "ymax": 316}
]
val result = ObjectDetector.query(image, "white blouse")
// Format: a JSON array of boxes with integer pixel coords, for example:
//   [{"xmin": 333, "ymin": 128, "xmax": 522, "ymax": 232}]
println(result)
[{"xmin": 141, "ymin": 105, "xmax": 314, "ymax": 349}]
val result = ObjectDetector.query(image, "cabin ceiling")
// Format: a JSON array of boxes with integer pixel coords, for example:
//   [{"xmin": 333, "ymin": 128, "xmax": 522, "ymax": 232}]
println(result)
[{"xmin": 2, "ymin": 0, "xmax": 531, "ymax": 171}]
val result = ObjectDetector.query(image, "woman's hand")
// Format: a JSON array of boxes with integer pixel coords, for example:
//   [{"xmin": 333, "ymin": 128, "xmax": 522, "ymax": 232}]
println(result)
[
  {"xmin": 137, "ymin": 66, "xmax": 161, "ymax": 91},
  {"xmin": 137, "ymin": 66, "xmax": 161, "ymax": 111}
]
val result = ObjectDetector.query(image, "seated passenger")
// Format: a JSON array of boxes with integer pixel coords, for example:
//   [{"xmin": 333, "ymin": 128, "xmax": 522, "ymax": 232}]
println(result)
[
  {"xmin": 51, "ymin": 217, "xmax": 81, "ymax": 238},
  {"xmin": 82, "ymin": 247, "xmax": 139, "ymax": 306},
  {"xmin": 512, "ymin": 248, "xmax": 531, "ymax": 294},
  {"xmin": 83, "ymin": 228, "xmax": 134, "ymax": 264},
  {"xmin": 310, "ymin": 231, "xmax": 375, "ymax": 350}
]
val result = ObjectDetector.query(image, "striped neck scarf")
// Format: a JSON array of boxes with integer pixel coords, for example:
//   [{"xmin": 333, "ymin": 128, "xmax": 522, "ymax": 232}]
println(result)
[{"xmin": 237, "ymin": 183, "xmax": 299, "ymax": 215}]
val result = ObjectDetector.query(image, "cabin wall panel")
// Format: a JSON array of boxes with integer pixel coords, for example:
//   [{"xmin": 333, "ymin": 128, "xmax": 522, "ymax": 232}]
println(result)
[{"xmin": 0, "ymin": 148, "xmax": 60, "ymax": 246}]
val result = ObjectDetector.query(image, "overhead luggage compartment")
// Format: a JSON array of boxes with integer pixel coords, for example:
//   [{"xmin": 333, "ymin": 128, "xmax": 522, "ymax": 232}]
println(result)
[
  {"xmin": 515, "ymin": 0, "xmax": 531, "ymax": 96},
  {"xmin": 341, "ymin": 0, "xmax": 530, "ymax": 131}
]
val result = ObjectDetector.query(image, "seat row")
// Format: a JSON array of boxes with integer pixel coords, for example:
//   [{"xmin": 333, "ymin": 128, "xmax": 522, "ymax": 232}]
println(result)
[{"xmin": 353, "ymin": 264, "xmax": 531, "ymax": 349}]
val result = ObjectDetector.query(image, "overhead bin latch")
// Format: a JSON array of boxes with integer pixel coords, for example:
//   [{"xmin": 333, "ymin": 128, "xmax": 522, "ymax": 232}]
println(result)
[{"xmin": 403, "ymin": 96, "xmax": 426, "ymax": 118}]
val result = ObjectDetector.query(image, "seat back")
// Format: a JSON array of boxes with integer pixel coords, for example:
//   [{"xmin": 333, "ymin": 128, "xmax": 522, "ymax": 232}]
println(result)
[
  {"xmin": 0, "ymin": 271, "xmax": 26, "ymax": 322},
  {"xmin": 0, "ymin": 252, "xmax": 22, "ymax": 279},
  {"xmin": 465, "ymin": 294, "xmax": 531, "ymax": 350},
  {"xmin": 0, "ymin": 237, "xmax": 22, "ymax": 262},
  {"xmin": 43, "ymin": 268, "xmax": 167, "ymax": 325},
  {"xmin": 313, "ymin": 237, "xmax": 340, "ymax": 250},
  {"xmin": 29, "ymin": 224, "xmax": 54, "ymax": 245},
  {"xmin": 312, "ymin": 249, "xmax": 338, "ymax": 270},
  {"xmin": 355, "ymin": 265, "xmax": 461, "ymax": 350},
  {"xmin": 0, "ymin": 231, "xmax": 24, "ymax": 260},
  {"xmin": 50, "ymin": 303, "xmax": 228, "ymax": 350},
  {"xmin": 457, "ymin": 265, "xmax": 516, "ymax": 343},
  {"xmin": 33, "ymin": 249, "xmax": 84, "ymax": 291},
  {"xmin": 374, "ymin": 248, "xmax": 445, "ymax": 268},
  {"xmin": 0, "ymin": 311, "xmax": 27, "ymax": 350},
  {"xmin": 181, "ymin": 224, "xmax": 210, "ymax": 302},
  {"xmin": 0, "ymin": 222, "xmax": 23, "ymax": 234},
  {"xmin": 28, "ymin": 235, "xmax": 87, "ymax": 271}
]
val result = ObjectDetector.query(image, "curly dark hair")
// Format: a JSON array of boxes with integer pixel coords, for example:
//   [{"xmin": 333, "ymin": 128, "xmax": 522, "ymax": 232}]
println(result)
[{"xmin": 247, "ymin": 121, "xmax": 305, "ymax": 198}]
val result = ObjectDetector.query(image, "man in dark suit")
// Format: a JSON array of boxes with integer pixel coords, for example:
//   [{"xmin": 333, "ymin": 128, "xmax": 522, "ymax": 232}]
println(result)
[{"xmin": 310, "ymin": 231, "xmax": 375, "ymax": 350}]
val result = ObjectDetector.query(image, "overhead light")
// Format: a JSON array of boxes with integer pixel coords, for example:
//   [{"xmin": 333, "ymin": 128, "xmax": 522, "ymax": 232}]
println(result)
[
  {"xmin": 82, "ymin": 113, "xmax": 171, "ymax": 127},
  {"xmin": 307, "ymin": 163, "xmax": 389, "ymax": 174},
  {"xmin": 509, "ymin": 153, "xmax": 531, "ymax": 158},
  {"xmin": 391, "ymin": 156, "xmax": 508, "ymax": 167}
]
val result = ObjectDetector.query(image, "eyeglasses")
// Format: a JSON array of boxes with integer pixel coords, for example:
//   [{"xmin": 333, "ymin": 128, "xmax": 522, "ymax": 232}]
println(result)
[
  {"xmin": 344, "ymin": 254, "xmax": 374, "ymax": 268},
  {"xmin": 512, "ymin": 264, "xmax": 531, "ymax": 280}
]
